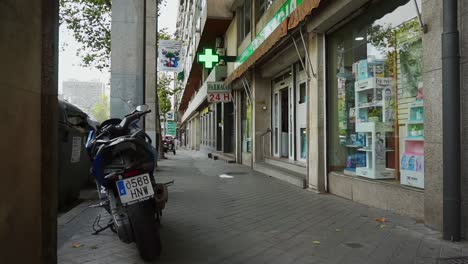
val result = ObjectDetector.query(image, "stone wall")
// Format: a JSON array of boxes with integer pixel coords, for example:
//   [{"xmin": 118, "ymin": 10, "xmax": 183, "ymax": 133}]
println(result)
[
  {"xmin": 422, "ymin": 0, "xmax": 444, "ymax": 231},
  {"xmin": 0, "ymin": 0, "xmax": 58, "ymax": 262},
  {"xmin": 307, "ymin": 32, "xmax": 326, "ymax": 192}
]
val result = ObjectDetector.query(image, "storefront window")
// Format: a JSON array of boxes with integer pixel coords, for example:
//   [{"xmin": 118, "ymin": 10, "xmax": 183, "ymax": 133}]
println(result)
[
  {"xmin": 258, "ymin": 0, "xmax": 274, "ymax": 19},
  {"xmin": 327, "ymin": 0, "xmax": 424, "ymax": 188},
  {"xmin": 300, "ymin": 128, "xmax": 307, "ymax": 160},
  {"xmin": 238, "ymin": 0, "xmax": 251, "ymax": 42},
  {"xmin": 299, "ymin": 82, "xmax": 306, "ymax": 104},
  {"xmin": 242, "ymin": 92, "xmax": 252, "ymax": 153}
]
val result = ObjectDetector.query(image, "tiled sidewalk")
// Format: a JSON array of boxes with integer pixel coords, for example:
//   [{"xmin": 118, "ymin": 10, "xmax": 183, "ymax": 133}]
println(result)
[{"xmin": 58, "ymin": 150, "xmax": 467, "ymax": 264}]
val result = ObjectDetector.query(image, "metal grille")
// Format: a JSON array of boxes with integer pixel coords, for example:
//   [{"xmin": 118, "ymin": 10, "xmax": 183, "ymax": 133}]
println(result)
[{"xmin": 438, "ymin": 257, "xmax": 468, "ymax": 264}]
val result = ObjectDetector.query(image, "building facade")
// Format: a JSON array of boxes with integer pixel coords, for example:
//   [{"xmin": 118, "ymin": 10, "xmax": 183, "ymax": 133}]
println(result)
[
  {"xmin": 62, "ymin": 79, "xmax": 105, "ymax": 114},
  {"xmin": 176, "ymin": 0, "xmax": 236, "ymax": 158},
  {"xmin": 177, "ymin": 0, "xmax": 468, "ymax": 239}
]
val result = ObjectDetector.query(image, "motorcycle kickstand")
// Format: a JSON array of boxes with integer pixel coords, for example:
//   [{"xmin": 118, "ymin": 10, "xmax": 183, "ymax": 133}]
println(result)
[{"xmin": 92, "ymin": 214, "xmax": 115, "ymax": 235}]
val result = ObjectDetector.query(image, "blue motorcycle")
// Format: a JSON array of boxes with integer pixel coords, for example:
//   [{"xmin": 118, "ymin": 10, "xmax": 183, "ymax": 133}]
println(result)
[{"xmin": 86, "ymin": 105, "xmax": 167, "ymax": 261}]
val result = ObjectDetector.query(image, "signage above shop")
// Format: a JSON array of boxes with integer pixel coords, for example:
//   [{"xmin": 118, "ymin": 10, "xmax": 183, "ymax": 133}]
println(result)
[
  {"xmin": 198, "ymin": 48, "xmax": 219, "ymax": 69},
  {"xmin": 207, "ymin": 82, "xmax": 231, "ymax": 93},
  {"xmin": 208, "ymin": 93, "xmax": 232, "ymax": 103}
]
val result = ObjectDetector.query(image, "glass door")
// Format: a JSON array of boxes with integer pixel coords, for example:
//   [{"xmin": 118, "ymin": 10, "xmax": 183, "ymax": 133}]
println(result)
[
  {"xmin": 289, "ymin": 85, "xmax": 295, "ymax": 160},
  {"xmin": 273, "ymin": 91, "xmax": 280, "ymax": 157},
  {"xmin": 296, "ymin": 68, "xmax": 308, "ymax": 163}
]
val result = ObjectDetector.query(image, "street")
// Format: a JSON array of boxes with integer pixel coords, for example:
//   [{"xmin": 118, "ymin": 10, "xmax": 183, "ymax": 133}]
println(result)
[{"xmin": 58, "ymin": 150, "xmax": 467, "ymax": 264}]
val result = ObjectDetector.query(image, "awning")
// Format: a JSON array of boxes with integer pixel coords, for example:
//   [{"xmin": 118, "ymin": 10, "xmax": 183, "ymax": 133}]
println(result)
[{"xmin": 225, "ymin": 0, "xmax": 322, "ymax": 85}]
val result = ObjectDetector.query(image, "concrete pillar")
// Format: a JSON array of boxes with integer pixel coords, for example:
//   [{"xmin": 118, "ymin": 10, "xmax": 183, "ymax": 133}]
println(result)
[
  {"xmin": 144, "ymin": 0, "xmax": 158, "ymax": 147},
  {"xmin": 110, "ymin": 0, "xmax": 145, "ymax": 118},
  {"xmin": 195, "ymin": 114, "xmax": 201, "ymax": 150},
  {"xmin": 252, "ymin": 70, "xmax": 272, "ymax": 162},
  {"xmin": 307, "ymin": 32, "xmax": 326, "ymax": 192},
  {"xmin": 235, "ymin": 90, "xmax": 243, "ymax": 163},
  {"xmin": 422, "ymin": 0, "xmax": 444, "ymax": 230},
  {"xmin": 0, "ymin": 0, "xmax": 58, "ymax": 262}
]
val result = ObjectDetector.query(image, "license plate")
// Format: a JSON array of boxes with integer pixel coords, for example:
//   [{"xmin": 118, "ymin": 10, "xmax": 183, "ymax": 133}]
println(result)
[{"xmin": 116, "ymin": 174, "xmax": 154, "ymax": 204}]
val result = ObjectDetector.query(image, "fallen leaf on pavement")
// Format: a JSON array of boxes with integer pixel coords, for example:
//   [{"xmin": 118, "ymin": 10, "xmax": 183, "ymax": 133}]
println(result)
[
  {"xmin": 72, "ymin": 243, "xmax": 84, "ymax": 248},
  {"xmin": 375, "ymin": 217, "xmax": 386, "ymax": 223}
]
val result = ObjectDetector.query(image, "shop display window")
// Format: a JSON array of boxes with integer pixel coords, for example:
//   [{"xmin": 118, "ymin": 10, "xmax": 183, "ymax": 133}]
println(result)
[{"xmin": 327, "ymin": 0, "xmax": 424, "ymax": 188}]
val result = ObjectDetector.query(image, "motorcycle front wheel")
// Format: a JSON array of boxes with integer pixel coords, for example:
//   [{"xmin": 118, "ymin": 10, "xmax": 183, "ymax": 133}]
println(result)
[{"xmin": 127, "ymin": 200, "xmax": 161, "ymax": 261}]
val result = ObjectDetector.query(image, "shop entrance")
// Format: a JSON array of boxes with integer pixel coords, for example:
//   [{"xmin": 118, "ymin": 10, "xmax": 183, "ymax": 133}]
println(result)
[
  {"xmin": 273, "ymin": 71, "xmax": 294, "ymax": 159},
  {"xmin": 271, "ymin": 65, "xmax": 308, "ymax": 163},
  {"xmin": 223, "ymin": 102, "xmax": 235, "ymax": 153}
]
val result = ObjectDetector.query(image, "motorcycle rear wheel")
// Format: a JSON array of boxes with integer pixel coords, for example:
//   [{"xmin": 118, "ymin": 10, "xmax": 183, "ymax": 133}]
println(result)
[{"xmin": 127, "ymin": 200, "xmax": 161, "ymax": 261}]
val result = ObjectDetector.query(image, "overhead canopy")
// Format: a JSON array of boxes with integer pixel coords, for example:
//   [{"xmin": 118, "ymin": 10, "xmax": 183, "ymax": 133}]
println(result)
[{"xmin": 225, "ymin": 0, "xmax": 322, "ymax": 85}]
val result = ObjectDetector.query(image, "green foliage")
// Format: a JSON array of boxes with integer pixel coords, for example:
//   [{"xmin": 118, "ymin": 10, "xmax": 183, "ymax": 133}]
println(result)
[
  {"xmin": 60, "ymin": 0, "xmax": 166, "ymax": 71},
  {"xmin": 91, "ymin": 94, "xmax": 110, "ymax": 122},
  {"xmin": 157, "ymin": 74, "xmax": 173, "ymax": 114},
  {"xmin": 60, "ymin": 0, "xmax": 112, "ymax": 70},
  {"xmin": 158, "ymin": 28, "xmax": 171, "ymax": 41}
]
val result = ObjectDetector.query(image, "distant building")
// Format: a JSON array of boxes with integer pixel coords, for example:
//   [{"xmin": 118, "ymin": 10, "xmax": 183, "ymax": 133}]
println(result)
[{"xmin": 62, "ymin": 79, "xmax": 105, "ymax": 114}]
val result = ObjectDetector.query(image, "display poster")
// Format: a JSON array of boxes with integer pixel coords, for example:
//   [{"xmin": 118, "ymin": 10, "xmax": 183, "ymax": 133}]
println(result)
[
  {"xmin": 396, "ymin": 18, "xmax": 423, "ymax": 99},
  {"xmin": 158, "ymin": 40, "xmax": 184, "ymax": 72},
  {"xmin": 166, "ymin": 112, "xmax": 175, "ymax": 121}
]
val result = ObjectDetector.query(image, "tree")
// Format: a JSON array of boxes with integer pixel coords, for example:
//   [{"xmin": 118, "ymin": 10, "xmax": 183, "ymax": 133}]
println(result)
[
  {"xmin": 60, "ymin": 0, "xmax": 111, "ymax": 70},
  {"xmin": 155, "ymin": 27, "xmax": 179, "ymax": 157},
  {"xmin": 60, "ymin": 0, "xmax": 166, "ymax": 70},
  {"xmin": 91, "ymin": 94, "xmax": 110, "ymax": 122},
  {"xmin": 158, "ymin": 73, "xmax": 173, "ymax": 136}
]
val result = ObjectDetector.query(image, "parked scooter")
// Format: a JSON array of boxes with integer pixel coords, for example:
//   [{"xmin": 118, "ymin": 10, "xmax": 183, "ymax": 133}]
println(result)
[
  {"xmin": 162, "ymin": 136, "xmax": 176, "ymax": 155},
  {"xmin": 85, "ymin": 105, "xmax": 169, "ymax": 261}
]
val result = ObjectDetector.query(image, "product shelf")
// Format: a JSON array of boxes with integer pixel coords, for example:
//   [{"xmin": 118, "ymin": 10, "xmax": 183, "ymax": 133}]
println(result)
[{"xmin": 400, "ymin": 100, "xmax": 425, "ymax": 188}]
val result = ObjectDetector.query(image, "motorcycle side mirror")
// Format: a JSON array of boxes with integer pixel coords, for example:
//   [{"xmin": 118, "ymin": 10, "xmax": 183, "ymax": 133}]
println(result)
[{"xmin": 136, "ymin": 104, "xmax": 149, "ymax": 112}]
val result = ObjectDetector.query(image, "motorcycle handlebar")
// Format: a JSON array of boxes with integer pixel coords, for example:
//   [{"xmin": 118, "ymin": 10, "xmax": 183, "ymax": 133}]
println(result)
[
  {"xmin": 119, "ymin": 109, "xmax": 151, "ymax": 131},
  {"xmin": 96, "ymin": 109, "xmax": 152, "ymax": 139}
]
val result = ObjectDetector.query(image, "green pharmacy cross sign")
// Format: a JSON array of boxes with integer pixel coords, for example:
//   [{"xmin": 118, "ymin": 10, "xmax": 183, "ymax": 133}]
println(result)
[{"xmin": 198, "ymin": 48, "xmax": 219, "ymax": 69}]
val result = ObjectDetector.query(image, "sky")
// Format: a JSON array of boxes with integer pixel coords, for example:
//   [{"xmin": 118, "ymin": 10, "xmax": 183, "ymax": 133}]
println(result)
[{"xmin": 58, "ymin": 0, "xmax": 179, "ymax": 93}]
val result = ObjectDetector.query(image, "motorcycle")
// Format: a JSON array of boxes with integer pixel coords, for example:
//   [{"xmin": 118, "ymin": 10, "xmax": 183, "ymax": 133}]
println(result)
[
  {"xmin": 85, "ymin": 105, "xmax": 169, "ymax": 261},
  {"xmin": 162, "ymin": 136, "xmax": 176, "ymax": 155}
]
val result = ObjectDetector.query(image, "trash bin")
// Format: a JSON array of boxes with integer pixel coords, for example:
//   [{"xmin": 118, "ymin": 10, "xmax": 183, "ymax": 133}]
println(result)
[{"xmin": 58, "ymin": 100, "xmax": 93, "ymax": 211}]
